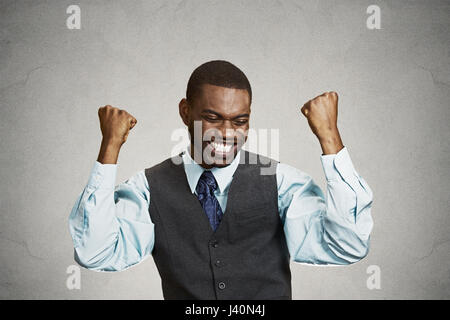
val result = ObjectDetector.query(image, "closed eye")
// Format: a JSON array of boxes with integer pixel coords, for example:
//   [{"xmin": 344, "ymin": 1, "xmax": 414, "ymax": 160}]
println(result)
[
  {"xmin": 233, "ymin": 119, "xmax": 248, "ymax": 126},
  {"xmin": 202, "ymin": 115, "xmax": 221, "ymax": 122}
]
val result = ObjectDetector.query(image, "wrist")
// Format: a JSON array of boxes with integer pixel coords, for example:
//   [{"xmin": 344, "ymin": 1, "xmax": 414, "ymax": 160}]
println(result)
[
  {"xmin": 97, "ymin": 138, "xmax": 122, "ymax": 164},
  {"xmin": 101, "ymin": 137, "xmax": 123, "ymax": 149},
  {"xmin": 317, "ymin": 129, "xmax": 344, "ymax": 155}
]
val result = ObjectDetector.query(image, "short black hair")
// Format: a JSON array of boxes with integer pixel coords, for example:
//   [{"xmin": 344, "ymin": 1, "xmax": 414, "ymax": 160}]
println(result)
[{"xmin": 186, "ymin": 60, "xmax": 252, "ymax": 105}]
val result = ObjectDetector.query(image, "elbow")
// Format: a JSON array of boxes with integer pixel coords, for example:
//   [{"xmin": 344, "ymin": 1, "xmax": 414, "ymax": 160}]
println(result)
[
  {"xmin": 346, "ymin": 242, "xmax": 370, "ymax": 264},
  {"xmin": 333, "ymin": 244, "xmax": 370, "ymax": 265},
  {"xmin": 73, "ymin": 247, "xmax": 103, "ymax": 271},
  {"xmin": 72, "ymin": 246, "xmax": 122, "ymax": 272},
  {"xmin": 325, "ymin": 232, "xmax": 371, "ymax": 265}
]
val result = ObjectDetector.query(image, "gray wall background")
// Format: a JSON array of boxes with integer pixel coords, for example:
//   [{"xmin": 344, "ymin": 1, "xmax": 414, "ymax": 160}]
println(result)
[{"xmin": 0, "ymin": 0, "xmax": 449, "ymax": 299}]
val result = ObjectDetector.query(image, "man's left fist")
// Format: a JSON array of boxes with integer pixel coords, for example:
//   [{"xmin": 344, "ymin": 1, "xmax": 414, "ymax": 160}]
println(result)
[{"xmin": 301, "ymin": 91, "xmax": 339, "ymax": 140}]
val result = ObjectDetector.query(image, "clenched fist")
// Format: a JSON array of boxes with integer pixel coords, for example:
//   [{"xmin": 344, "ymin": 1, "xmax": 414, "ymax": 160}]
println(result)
[
  {"xmin": 301, "ymin": 91, "xmax": 344, "ymax": 155},
  {"xmin": 98, "ymin": 105, "xmax": 137, "ymax": 147},
  {"xmin": 96, "ymin": 105, "xmax": 137, "ymax": 164}
]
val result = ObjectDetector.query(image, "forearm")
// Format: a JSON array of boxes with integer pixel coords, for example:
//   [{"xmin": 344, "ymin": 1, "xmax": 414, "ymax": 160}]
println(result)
[
  {"xmin": 319, "ymin": 148, "xmax": 374, "ymax": 261},
  {"xmin": 97, "ymin": 139, "xmax": 122, "ymax": 164},
  {"xmin": 68, "ymin": 162, "xmax": 122, "ymax": 269},
  {"xmin": 279, "ymin": 148, "xmax": 373, "ymax": 265}
]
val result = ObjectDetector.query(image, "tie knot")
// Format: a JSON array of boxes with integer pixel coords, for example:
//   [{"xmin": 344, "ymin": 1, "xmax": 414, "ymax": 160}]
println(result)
[
  {"xmin": 200, "ymin": 170, "xmax": 218, "ymax": 190},
  {"xmin": 196, "ymin": 171, "xmax": 218, "ymax": 199}
]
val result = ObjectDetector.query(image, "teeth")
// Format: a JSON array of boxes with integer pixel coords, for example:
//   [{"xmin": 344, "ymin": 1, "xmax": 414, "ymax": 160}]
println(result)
[{"xmin": 211, "ymin": 142, "xmax": 232, "ymax": 153}]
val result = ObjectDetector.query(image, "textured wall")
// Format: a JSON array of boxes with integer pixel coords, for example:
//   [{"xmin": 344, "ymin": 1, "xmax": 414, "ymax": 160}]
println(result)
[{"xmin": 0, "ymin": 0, "xmax": 449, "ymax": 299}]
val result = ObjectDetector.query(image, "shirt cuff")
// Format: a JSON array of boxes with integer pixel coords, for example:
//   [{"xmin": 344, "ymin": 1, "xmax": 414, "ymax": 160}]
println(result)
[
  {"xmin": 320, "ymin": 146, "xmax": 354, "ymax": 181},
  {"xmin": 86, "ymin": 161, "xmax": 117, "ymax": 189}
]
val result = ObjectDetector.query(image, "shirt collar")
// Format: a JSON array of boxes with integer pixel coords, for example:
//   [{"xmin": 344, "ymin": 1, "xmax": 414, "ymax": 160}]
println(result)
[{"xmin": 182, "ymin": 148, "xmax": 241, "ymax": 194}]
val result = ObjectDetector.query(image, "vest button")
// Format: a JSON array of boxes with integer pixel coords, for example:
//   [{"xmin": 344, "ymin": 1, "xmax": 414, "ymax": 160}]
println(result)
[
  {"xmin": 210, "ymin": 240, "xmax": 218, "ymax": 248},
  {"xmin": 218, "ymin": 282, "xmax": 226, "ymax": 290}
]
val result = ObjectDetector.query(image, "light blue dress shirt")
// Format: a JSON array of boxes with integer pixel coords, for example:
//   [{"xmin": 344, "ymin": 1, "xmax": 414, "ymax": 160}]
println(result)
[{"xmin": 68, "ymin": 147, "xmax": 373, "ymax": 271}]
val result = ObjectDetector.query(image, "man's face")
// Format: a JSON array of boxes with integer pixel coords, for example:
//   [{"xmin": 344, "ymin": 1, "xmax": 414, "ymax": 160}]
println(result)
[{"xmin": 179, "ymin": 83, "xmax": 251, "ymax": 168}]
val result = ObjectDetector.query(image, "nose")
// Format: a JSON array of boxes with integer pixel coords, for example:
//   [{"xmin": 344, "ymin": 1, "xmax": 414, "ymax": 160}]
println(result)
[{"xmin": 219, "ymin": 120, "xmax": 236, "ymax": 143}]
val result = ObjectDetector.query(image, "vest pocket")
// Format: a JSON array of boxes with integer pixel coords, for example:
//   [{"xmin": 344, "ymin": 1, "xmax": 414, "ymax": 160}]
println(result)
[{"xmin": 235, "ymin": 205, "xmax": 268, "ymax": 222}]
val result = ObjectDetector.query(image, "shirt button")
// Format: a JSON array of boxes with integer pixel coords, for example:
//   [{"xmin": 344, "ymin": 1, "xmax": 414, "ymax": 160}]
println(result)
[
  {"xmin": 215, "ymin": 259, "xmax": 222, "ymax": 267},
  {"xmin": 218, "ymin": 282, "xmax": 226, "ymax": 290}
]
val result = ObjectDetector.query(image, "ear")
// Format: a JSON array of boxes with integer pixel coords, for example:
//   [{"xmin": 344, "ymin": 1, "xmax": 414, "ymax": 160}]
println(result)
[{"xmin": 179, "ymin": 98, "xmax": 191, "ymax": 126}]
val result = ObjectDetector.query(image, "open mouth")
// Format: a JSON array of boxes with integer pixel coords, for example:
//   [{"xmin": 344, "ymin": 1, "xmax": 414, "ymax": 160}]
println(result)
[
  {"xmin": 210, "ymin": 141, "xmax": 234, "ymax": 153},
  {"xmin": 206, "ymin": 140, "xmax": 238, "ymax": 157}
]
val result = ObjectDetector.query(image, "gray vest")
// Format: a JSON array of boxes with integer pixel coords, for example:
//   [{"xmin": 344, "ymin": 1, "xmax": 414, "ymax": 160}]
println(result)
[{"xmin": 144, "ymin": 150, "xmax": 292, "ymax": 300}]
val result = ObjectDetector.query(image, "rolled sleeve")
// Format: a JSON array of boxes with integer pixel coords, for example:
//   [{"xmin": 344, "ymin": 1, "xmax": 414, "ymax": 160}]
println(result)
[
  {"xmin": 87, "ymin": 161, "xmax": 117, "ymax": 190},
  {"xmin": 320, "ymin": 147, "xmax": 350, "ymax": 181},
  {"xmin": 321, "ymin": 147, "xmax": 373, "ymax": 219}
]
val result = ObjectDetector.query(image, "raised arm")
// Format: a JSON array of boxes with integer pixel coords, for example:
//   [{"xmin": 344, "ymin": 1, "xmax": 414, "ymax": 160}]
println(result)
[
  {"xmin": 68, "ymin": 106, "xmax": 154, "ymax": 271},
  {"xmin": 277, "ymin": 92, "xmax": 373, "ymax": 265}
]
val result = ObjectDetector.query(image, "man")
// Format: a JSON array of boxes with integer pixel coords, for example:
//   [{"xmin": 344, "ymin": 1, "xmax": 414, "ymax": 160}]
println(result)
[{"xmin": 69, "ymin": 60, "xmax": 373, "ymax": 300}]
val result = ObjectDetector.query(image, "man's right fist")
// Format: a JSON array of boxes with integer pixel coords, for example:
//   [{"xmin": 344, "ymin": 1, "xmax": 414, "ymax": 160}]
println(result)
[{"xmin": 98, "ymin": 105, "xmax": 137, "ymax": 146}]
